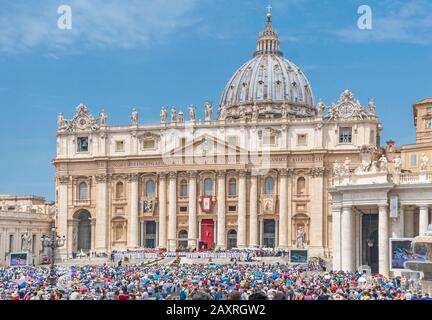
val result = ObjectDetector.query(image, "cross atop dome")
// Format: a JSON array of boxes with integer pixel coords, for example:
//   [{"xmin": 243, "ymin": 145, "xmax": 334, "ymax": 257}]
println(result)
[{"xmin": 254, "ymin": 5, "xmax": 282, "ymax": 57}]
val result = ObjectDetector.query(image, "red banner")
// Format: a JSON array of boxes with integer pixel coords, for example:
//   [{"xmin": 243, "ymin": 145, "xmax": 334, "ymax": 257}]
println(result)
[{"xmin": 200, "ymin": 196, "xmax": 213, "ymax": 213}]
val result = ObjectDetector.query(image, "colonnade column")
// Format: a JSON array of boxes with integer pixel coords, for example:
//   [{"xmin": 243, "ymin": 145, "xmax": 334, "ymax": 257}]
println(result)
[
  {"xmin": 237, "ymin": 171, "xmax": 247, "ymax": 248},
  {"xmin": 419, "ymin": 206, "xmax": 430, "ymax": 236},
  {"xmin": 378, "ymin": 204, "xmax": 389, "ymax": 276},
  {"xmin": 128, "ymin": 173, "xmax": 139, "ymax": 248},
  {"xmin": 188, "ymin": 171, "xmax": 198, "ymax": 249},
  {"xmin": 57, "ymin": 176, "xmax": 69, "ymax": 259},
  {"xmin": 341, "ymin": 206, "xmax": 355, "ymax": 272},
  {"xmin": 158, "ymin": 173, "xmax": 167, "ymax": 249},
  {"xmin": 95, "ymin": 174, "xmax": 109, "ymax": 253},
  {"xmin": 278, "ymin": 169, "xmax": 288, "ymax": 249},
  {"xmin": 249, "ymin": 175, "xmax": 258, "ymax": 247},
  {"xmin": 167, "ymin": 172, "xmax": 177, "ymax": 252},
  {"xmin": 332, "ymin": 206, "xmax": 341, "ymax": 271},
  {"xmin": 259, "ymin": 219, "xmax": 264, "ymax": 247},
  {"xmin": 405, "ymin": 206, "xmax": 414, "ymax": 238},
  {"xmin": 216, "ymin": 171, "xmax": 226, "ymax": 249}
]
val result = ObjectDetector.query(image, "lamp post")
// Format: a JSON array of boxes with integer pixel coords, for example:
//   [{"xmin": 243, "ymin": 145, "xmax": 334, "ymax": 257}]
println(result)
[{"xmin": 41, "ymin": 224, "xmax": 66, "ymax": 286}]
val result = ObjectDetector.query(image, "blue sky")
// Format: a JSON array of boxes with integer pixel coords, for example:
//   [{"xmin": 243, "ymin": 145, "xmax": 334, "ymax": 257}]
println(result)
[{"xmin": 0, "ymin": 0, "xmax": 431, "ymax": 200}]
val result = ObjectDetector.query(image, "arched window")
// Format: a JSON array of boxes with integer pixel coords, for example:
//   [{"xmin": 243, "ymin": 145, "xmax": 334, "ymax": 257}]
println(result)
[
  {"xmin": 79, "ymin": 182, "xmax": 88, "ymax": 200},
  {"xmin": 228, "ymin": 178, "xmax": 237, "ymax": 196},
  {"xmin": 146, "ymin": 180, "xmax": 155, "ymax": 197},
  {"xmin": 178, "ymin": 230, "xmax": 188, "ymax": 249},
  {"xmin": 180, "ymin": 179, "xmax": 188, "ymax": 197},
  {"xmin": 204, "ymin": 178, "xmax": 213, "ymax": 196},
  {"xmin": 297, "ymin": 177, "xmax": 306, "ymax": 195},
  {"xmin": 264, "ymin": 177, "xmax": 274, "ymax": 195},
  {"xmin": 116, "ymin": 181, "xmax": 124, "ymax": 199}
]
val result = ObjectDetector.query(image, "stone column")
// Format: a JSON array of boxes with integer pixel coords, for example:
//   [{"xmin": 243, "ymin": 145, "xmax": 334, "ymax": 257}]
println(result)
[
  {"xmin": 287, "ymin": 170, "xmax": 293, "ymax": 247},
  {"xmin": 249, "ymin": 175, "xmax": 258, "ymax": 247},
  {"xmin": 90, "ymin": 219, "xmax": 96, "ymax": 252},
  {"xmin": 158, "ymin": 173, "xmax": 167, "ymax": 249},
  {"xmin": 278, "ymin": 170, "xmax": 288, "ymax": 248},
  {"xmin": 95, "ymin": 174, "xmax": 109, "ymax": 253},
  {"xmin": 198, "ymin": 220, "xmax": 202, "ymax": 241},
  {"xmin": 216, "ymin": 171, "xmax": 226, "ymax": 249},
  {"xmin": 332, "ymin": 207, "xmax": 341, "ymax": 271},
  {"xmin": 392, "ymin": 206, "xmax": 405, "ymax": 238},
  {"xmin": 188, "ymin": 171, "xmax": 198, "ymax": 249},
  {"xmin": 405, "ymin": 207, "xmax": 414, "ymax": 238},
  {"xmin": 259, "ymin": 219, "xmax": 263, "ymax": 247},
  {"xmin": 341, "ymin": 206, "xmax": 355, "ymax": 272},
  {"xmin": 378, "ymin": 205, "xmax": 389, "ymax": 276},
  {"xmin": 167, "ymin": 172, "xmax": 177, "ymax": 252},
  {"xmin": 128, "ymin": 173, "xmax": 139, "ymax": 248},
  {"xmin": 57, "ymin": 176, "xmax": 69, "ymax": 259},
  {"xmin": 67, "ymin": 221, "xmax": 74, "ymax": 259},
  {"xmin": 419, "ymin": 206, "xmax": 429, "ymax": 236},
  {"xmin": 237, "ymin": 171, "xmax": 247, "ymax": 248}
]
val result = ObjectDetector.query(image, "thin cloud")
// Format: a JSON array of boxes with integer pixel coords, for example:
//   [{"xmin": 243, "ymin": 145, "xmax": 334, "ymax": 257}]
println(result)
[
  {"xmin": 335, "ymin": 0, "xmax": 432, "ymax": 45},
  {"xmin": 0, "ymin": 0, "xmax": 200, "ymax": 54}
]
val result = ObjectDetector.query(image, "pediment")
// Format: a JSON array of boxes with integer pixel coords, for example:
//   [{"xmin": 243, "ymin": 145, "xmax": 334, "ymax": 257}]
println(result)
[
  {"xmin": 166, "ymin": 133, "xmax": 249, "ymax": 157},
  {"xmin": 60, "ymin": 104, "xmax": 100, "ymax": 132}
]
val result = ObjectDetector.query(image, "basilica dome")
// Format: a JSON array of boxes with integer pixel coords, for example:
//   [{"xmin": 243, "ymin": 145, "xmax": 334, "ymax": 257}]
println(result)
[{"xmin": 219, "ymin": 12, "xmax": 315, "ymax": 120}]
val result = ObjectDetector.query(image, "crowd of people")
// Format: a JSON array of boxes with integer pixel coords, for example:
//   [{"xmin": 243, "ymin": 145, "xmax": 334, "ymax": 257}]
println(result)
[{"xmin": 0, "ymin": 257, "xmax": 430, "ymax": 300}]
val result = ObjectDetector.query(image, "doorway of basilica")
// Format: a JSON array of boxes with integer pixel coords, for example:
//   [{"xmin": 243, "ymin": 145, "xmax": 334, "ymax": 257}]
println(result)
[
  {"xmin": 263, "ymin": 219, "xmax": 276, "ymax": 248},
  {"xmin": 201, "ymin": 219, "xmax": 214, "ymax": 250},
  {"xmin": 143, "ymin": 221, "xmax": 157, "ymax": 248},
  {"xmin": 77, "ymin": 210, "xmax": 91, "ymax": 252},
  {"xmin": 361, "ymin": 213, "xmax": 379, "ymax": 274}
]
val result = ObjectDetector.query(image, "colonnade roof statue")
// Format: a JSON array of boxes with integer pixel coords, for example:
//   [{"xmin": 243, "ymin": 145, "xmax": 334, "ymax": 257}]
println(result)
[{"xmin": 219, "ymin": 10, "xmax": 315, "ymax": 121}]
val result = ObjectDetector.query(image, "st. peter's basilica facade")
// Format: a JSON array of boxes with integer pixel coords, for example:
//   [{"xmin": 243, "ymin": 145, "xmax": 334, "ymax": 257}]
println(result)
[{"xmin": 53, "ymin": 12, "xmax": 431, "ymax": 275}]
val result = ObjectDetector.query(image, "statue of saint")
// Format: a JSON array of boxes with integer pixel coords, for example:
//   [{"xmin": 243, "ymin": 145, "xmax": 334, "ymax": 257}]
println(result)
[
  {"xmin": 57, "ymin": 113, "xmax": 65, "ymax": 129},
  {"xmin": 421, "ymin": 153, "xmax": 429, "ymax": 172},
  {"xmin": 21, "ymin": 232, "xmax": 32, "ymax": 252},
  {"xmin": 178, "ymin": 112, "xmax": 184, "ymax": 123},
  {"xmin": 171, "ymin": 107, "xmax": 177, "ymax": 123},
  {"xmin": 317, "ymin": 99, "xmax": 326, "ymax": 116},
  {"xmin": 188, "ymin": 105, "xmax": 196, "ymax": 121},
  {"xmin": 333, "ymin": 160, "xmax": 341, "ymax": 177},
  {"xmin": 160, "ymin": 107, "xmax": 167, "ymax": 123},
  {"xmin": 369, "ymin": 99, "xmax": 376, "ymax": 114},
  {"xmin": 393, "ymin": 156, "xmax": 402, "ymax": 174},
  {"xmin": 131, "ymin": 109, "xmax": 138, "ymax": 126},
  {"xmin": 378, "ymin": 155, "xmax": 388, "ymax": 172},
  {"xmin": 344, "ymin": 157, "xmax": 351, "ymax": 176},
  {"xmin": 204, "ymin": 102, "xmax": 212, "ymax": 121},
  {"xmin": 296, "ymin": 226, "xmax": 306, "ymax": 249},
  {"xmin": 100, "ymin": 110, "xmax": 107, "ymax": 126}
]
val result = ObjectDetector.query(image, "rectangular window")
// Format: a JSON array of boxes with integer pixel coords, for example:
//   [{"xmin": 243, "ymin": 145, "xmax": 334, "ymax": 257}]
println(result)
[
  {"xmin": 426, "ymin": 120, "xmax": 432, "ymax": 129},
  {"xmin": 77, "ymin": 137, "xmax": 89, "ymax": 152},
  {"xmin": 410, "ymin": 154, "xmax": 417, "ymax": 167},
  {"xmin": 143, "ymin": 139, "xmax": 155, "ymax": 150},
  {"xmin": 179, "ymin": 206, "xmax": 188, "ymax": 213},
  {"xmin": 339, "ymin": 127, "xmax": 353, "ymax": 144},
  {"xmin": 115, "ymin": 140, "xmax": 125, "ymax": 152},
  {"xmin": 297, "ymin": 134, "xmax": 307, "ymax": 146},
  {"xmin": 228, "ymin": 206, "xmax": 237, "ymax": 212},
  {"xmin": 427, "ymin": 107, "xmax": 432, "ymax": 113}
]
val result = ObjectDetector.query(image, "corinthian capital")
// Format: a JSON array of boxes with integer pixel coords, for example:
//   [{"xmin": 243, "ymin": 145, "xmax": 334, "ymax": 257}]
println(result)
[
  {"xmin": 238, "ymin": 170, "xmax": 247, "ymax": 178},
  {"xmin": 58, "ymin": 176, "xmax": 70, "ymax": 185},
  {"xmin": 95, "ymin": 174, "xmax": 110, "ymax": 183},
  {"xmin": 279, "ymin": 169, "xmax": 288, "ymax": 177},
  {"xmin": 189, "ymin": 171, "xmax": 198, "ymax": 179},
  {"xmin": 168, "ymin": 172, "xmax": 177, "ymax": 180},
  {"xmin": 127, "ymin": 173, "xmax": 140, "ymax": 182},
  {"xmin": 216, "ymin": 170, "xmax": 226, "ymax": 178}
]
